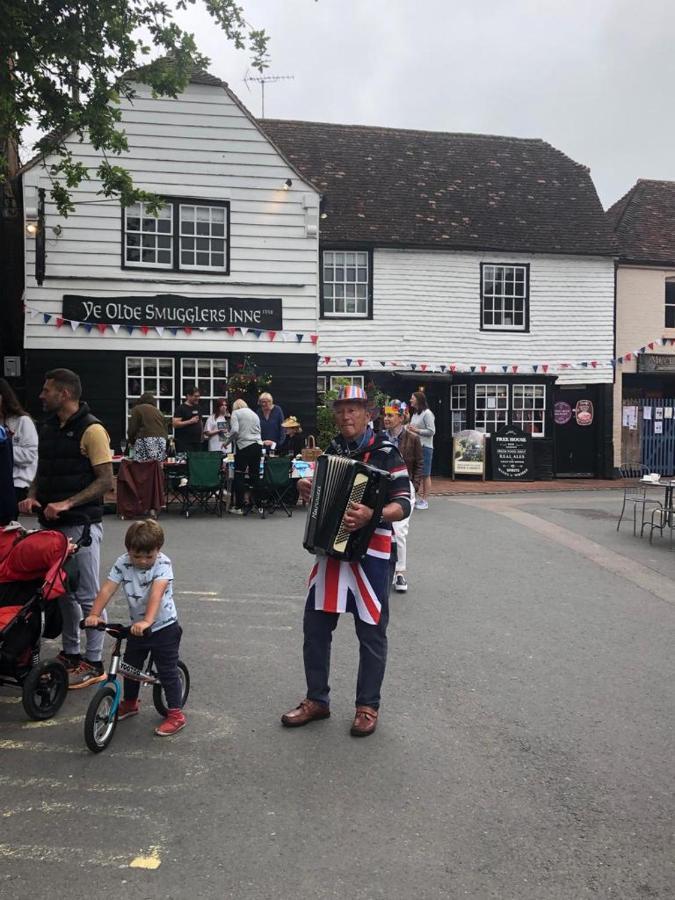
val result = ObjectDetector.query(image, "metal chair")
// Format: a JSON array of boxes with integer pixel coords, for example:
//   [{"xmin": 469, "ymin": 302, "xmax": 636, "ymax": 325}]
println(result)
[
  {"xmin": 616, "ymin": 464, "xmax": 662, "ymax": 536},
  {"xmin": 180, "ymin": 452, "xmax": 224, "ymax": 518},
  {"xmin": 646, "ymin": 501, "xmax": 675, "ymax": 548}
]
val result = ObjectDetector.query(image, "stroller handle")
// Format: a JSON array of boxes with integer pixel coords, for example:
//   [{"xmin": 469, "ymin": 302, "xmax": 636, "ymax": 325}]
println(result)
[
  {"xmin": 79, "ymin": 620, "xmax": 151, "ymax": 638},
  {"xmin": 64, "ymin": 512, "xmax": 92, "ymax": 548}
]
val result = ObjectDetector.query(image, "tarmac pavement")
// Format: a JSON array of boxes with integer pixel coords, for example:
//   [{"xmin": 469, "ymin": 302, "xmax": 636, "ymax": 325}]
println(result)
[{"xmin": 1, "ymin": 491, "xmax": 673, "ymax": 899}]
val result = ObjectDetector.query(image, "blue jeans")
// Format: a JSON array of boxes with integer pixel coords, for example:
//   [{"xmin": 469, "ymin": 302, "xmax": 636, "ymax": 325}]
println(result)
[
  {"xmin": 123, "ymin": 622, "xmax": 183, "ymax": 709},
  {"xmin": 422, "ymin": 446, "xmax": 433, "ymax": 477}
]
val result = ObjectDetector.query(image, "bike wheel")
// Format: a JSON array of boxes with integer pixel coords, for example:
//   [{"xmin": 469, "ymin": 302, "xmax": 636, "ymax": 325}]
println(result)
[
  {"xmin": 152, "ymin": 660, "xmax": 190, "ymax": 717},
  {"xmin": 84, "ymin": 684, "xmax": 118, "ymax": 753},
  {"xmin": 21, "ymin": 660, "xmax": 68, "ymax": 721}
]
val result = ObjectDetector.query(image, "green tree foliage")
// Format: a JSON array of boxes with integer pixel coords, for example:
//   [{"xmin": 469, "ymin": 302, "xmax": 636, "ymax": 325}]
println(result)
[{"xmin": 1, "ymin": 0, "xmax": 269, "ymax": 214}]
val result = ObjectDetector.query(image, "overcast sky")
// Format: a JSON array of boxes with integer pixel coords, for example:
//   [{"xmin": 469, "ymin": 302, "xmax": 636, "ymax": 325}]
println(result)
[{"xmin": 167, "ymin": 0, "xmax": 675, "ymax": 209}]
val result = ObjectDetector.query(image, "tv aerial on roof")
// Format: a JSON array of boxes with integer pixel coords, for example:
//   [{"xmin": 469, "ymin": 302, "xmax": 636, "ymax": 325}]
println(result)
[{"xmin": 243, "ymin": 70, "xmax": 295, "ymax": 118}]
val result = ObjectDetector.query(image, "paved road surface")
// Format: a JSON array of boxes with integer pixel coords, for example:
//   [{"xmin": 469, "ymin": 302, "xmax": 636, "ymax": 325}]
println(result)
[{"xmin": 1, "ymin": 491, "xmax": 673, "ymax": 899}]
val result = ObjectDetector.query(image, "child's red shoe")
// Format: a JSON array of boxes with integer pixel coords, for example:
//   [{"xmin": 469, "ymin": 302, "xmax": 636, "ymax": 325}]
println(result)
[
  {"xmin": 154, "ymin": 709, "xmax": 186, "ymax": 737},
  {"xmin": 118, "ymin": 700, "xmax": 140, "ymax": 720}
]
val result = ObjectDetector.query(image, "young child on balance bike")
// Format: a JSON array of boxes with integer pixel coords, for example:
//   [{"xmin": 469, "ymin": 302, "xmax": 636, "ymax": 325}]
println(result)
[{"xmin": 84, "ymin": 519, "xmax": 186, "ymax": 736}]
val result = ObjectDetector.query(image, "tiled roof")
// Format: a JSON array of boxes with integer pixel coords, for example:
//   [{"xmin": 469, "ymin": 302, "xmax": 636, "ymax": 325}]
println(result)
[
  {"xmin": 607, "ymin": 180, "xmax": 675, "ymax": 265},
  {"xmin": 260, "ymin": 119, "xmax": 615, "ymax": 255}
]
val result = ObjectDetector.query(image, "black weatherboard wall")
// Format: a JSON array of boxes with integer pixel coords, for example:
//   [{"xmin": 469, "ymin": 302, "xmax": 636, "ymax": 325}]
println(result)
[{"xmin": 24, "ymin": 350, "xmax": 317, "ymax": 452}]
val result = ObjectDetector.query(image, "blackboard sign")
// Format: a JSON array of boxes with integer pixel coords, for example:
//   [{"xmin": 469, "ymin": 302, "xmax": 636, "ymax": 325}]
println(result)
[
  {"xmin": 491, "ymin": 424, "xmax": 534, "ymax": 481},
  {"xmin": 62, "ymin": 294, "xmax": 283, "ymax": 330}
]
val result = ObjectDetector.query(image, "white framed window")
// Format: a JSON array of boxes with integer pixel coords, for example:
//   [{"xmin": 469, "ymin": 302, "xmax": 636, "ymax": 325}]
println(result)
[
  {"xmin": 322, "ymin": 250, "xmax": 369, "ymax": 317},
  {"xmin": 124, "ymin": 202, "xmax": 173, "ymax": 268},
  {"xmin": 450, "ymin": 384, "xmax": 468, "ymax": 435},
  {"xmin": 125, "ymin": 357, "xmax": 175, "ymax": 428},
  {"xmin": 475, "ymin": 384, "xmax": 509, "ymax": 433},
  {"xmin": 180, "ymin": 358, "xmax": 229, "ymax": 416},
  {"xmin": 179, "ymin": 204, "xmax": 227, "ymax": 271},
  {"xmin": 512, "ymin": 384, "xmax": 546, "ymax": 436},
  {"xmin": 481, "ymin": 263, "xmax": 529, "ymax": 331},
  {"xmin": 666, "ymin": 280, "xmax": 675, "ymax": 328},
  {"xmin": 123, "ymin": 198, "xmax": 229, "ymax": 273},
  {"xmin": 330, "ymin": 375, "xmax": 365, "ymax": 390}
]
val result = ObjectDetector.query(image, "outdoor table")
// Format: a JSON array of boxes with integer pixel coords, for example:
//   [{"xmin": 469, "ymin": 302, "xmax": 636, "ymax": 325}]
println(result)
[{"xmin": 640, "ymin": 477, "xmax": 675, "ymax": 534}]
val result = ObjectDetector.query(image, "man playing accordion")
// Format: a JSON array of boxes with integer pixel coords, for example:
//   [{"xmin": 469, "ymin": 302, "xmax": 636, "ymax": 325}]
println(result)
[{"xmin": 281, "ymin": 384, "xmax": 411, "ymax": 737}]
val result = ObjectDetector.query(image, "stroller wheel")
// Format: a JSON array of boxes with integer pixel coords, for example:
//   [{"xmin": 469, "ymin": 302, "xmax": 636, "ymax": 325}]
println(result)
[{"xmin": 22, "ymin": 660, "xmax": 69, "ymax": 720}]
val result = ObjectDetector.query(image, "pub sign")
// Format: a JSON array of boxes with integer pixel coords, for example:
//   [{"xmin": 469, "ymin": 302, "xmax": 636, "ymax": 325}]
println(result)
[
  {"xmin": 491, "ymin": 424, "xmax": 534, "ymax": 481},
  {"xmin": 62, "ymin": 294, "xmax": 283, "ymax": 330}
]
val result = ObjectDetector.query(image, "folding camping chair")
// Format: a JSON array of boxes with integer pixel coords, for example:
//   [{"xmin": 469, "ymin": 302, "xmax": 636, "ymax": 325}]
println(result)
[
  {"xmin": 180, "ymin": 452, "xmax": 225, "ymax": 518},
  {"xmin": 257, "ymin": 457, "xmax": 295, "ymax": 519}
]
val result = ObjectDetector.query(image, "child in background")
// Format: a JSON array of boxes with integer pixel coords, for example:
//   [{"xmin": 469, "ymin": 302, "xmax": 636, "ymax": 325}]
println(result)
[{"xmin": 84, "ymin": 519, "xmax": 186, "ymax": 736}]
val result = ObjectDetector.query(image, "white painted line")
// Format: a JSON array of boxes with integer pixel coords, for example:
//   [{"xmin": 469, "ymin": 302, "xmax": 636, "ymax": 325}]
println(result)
[
  {"xmin": 0, "ymin": 800, "xmax": 162, "ymax": 824},
  {"xmin": 0, "ymin": 842, "xmax": 162, "ymax": 869},
  {"xmin": 0, "ymin": 774, "xmax": 178, "ymax": 797},
  {"xmin": 0, "ymin": 696, "xmax": 21, "ymax": 704},
  {"xmin": 177, "ymin": 590, "xmax": 219, "ymax": 595},
  {"xmin": 178, "ymin": 591, "xmax": 303, "ymax": 600},
  {"xmin": 195, "ymin": 622, "xmax": 293, "ymax": 631},
  {"xmin": 0, "ymin": 738, "xmax": 168, "ymax": 760},
  {"xmin": 22, "ymin": 715, "xmax": 82, "ymax": 730}
]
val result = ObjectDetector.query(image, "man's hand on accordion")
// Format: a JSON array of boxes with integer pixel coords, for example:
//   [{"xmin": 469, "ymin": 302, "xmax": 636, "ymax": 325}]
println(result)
[
  {"xmin": 298, "ymin": 477, "xmax": 313, "ymax": 503},
  {"xmin": 343, "ymin": 501, "xmax": 374, "ymax": 532}
]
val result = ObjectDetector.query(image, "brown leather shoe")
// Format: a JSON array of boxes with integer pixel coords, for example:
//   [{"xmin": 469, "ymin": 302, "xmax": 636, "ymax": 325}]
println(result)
[
  {"xmin": 350, "ymin": 705, "xmax": 378, "ymax": 737},
  {"xmin": 281, "ymin": 698, "xmax": 330, "ymax": 728}
]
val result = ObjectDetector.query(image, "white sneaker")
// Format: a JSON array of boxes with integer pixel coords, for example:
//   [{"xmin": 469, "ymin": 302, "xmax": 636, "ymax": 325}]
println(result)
[
  {"xmin": 394, "ymin": 574, "xmax": 408, "ymax": 593},
  {"xmin": 415, "ymin": 498, "xmax": 428, "ymax": 510}
]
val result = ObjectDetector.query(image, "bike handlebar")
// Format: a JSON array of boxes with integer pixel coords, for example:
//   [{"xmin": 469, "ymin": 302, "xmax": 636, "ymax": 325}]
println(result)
[{"xmin": 79, "ymin": 620, "xmax": 151, "ymax": 638}]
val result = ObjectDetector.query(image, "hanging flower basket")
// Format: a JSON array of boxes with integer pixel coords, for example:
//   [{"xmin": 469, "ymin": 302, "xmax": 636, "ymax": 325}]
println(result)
[{"xmin": 228, "ymin": 356, "xmax": 272, "ymax": 395}]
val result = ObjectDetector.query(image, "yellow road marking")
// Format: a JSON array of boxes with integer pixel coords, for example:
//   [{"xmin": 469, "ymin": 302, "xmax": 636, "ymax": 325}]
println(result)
[{"xmin": 129, "ymin": 845, "xmax": 162, "ymax": 869}]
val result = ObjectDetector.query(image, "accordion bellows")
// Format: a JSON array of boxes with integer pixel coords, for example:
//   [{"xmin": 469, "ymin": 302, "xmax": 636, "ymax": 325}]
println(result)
[{"xmin": 303, "ymin": 455, "xmax": 391, "ymax": 561}]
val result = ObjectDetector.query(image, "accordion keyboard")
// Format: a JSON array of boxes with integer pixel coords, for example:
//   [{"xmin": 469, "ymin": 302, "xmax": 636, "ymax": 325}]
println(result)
[{"xmin": 333, "ymin": 472, "xmax": 370, "ymax": 553}]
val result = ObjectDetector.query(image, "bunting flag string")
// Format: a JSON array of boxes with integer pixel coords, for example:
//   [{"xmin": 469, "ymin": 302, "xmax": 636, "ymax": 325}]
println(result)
[
  {"xmin": 22, "ymin": 304, "xmax": 675, "ymax": 371},
  {"xmin": 23, "ymin": 304, "xmax": 322, "ymax": 346}
]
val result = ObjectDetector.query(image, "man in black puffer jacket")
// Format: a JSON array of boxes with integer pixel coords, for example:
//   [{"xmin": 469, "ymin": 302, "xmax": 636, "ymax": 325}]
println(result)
[{"xmin": 19, "ymin": 369, "xmax": 113, "ymax": 689}]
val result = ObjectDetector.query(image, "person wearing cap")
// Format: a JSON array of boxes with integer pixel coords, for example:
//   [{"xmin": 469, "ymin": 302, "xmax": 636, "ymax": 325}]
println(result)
[
  {"xmin": 383, "ymin": 400, "xmax": 423, "ymax": 593},
  {"xmin": 281, "ymin": 384, "xmax": 411, "ymax": 737},
  {"xmin": 278, "ymin": 416, "xmax": 304, "ymax": 458}
]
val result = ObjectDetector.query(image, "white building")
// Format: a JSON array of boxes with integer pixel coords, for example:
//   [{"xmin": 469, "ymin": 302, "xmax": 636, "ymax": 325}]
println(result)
[
  {"xmin": 20, "ymin": 69, "xmax": 320, "ymax": 449},
  {"xmin": 263, "ymin": 120, "xmax": 617, "ymax": 478}
]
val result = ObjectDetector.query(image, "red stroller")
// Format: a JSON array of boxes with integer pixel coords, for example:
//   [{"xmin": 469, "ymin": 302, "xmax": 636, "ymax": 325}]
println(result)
[{"xmin": 0, "ymin": 522, "xmax": 91, "ymax": 719}]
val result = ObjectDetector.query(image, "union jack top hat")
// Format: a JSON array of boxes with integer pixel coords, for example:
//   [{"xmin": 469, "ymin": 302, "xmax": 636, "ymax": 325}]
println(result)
[{"xmin": 333, "ymin": 384, "xmax": 369, "ymax": 405}]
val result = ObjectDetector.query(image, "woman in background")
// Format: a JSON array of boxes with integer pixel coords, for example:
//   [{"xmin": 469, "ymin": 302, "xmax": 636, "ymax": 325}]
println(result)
[
  {"xmin": 128, "ymin": 393, "xmax": 168, "ymax": 461},
  {"xmin": 204, "ymin": 398, "xmax": 230, "ymax": 453},
  {"xmin": 228, "ymin": 399, "xmax": 262, "ymax": 514},
  {"xmin": 0, "ymin": 378, "xmax": 38, "ymax": 504},
  {"xmin": 408, "ymin": 390, "xmax": 435, "ymax": 510}
]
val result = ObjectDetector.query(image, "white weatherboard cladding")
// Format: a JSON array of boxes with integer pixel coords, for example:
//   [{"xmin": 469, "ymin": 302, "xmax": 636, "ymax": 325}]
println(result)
[
  {"xmin": 319, "ymin": 249, "xmax": 614, "ymax": 384},
  {"xmin": 23, "ymin": 81, "xmax": 319, "ymax": 354}
]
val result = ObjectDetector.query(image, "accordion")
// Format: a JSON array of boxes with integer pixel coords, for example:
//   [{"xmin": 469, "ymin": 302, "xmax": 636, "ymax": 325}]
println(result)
[{"xmin": 303, "ymin": 455, "xmax": 391, "ymax": 561}]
